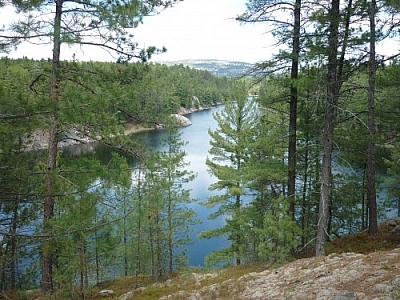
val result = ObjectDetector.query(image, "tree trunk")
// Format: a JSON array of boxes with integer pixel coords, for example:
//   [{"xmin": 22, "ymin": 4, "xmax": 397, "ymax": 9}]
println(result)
[
  {"xmin": 123, "ymin": 195, "xmax": 128, "ymax": 277},
  {"xmin": 10, "ymin": 196, "xmax": 19, "ymax": 290},
  {"xmin": 397, "ymin": 197, "xmax": 400, "ymax": 217},
  {"xmin": 288, "ymin": 0, "xmax": 301, "ymax": 219},
  {"xmin": 42, "ymin": 118, "xmax": 57, "ymax": 293},
  {"xmin": 156, "ymin": 214, "xmax": 162, "ymax": 279},
  {"xmin": 362, "ymin": 164, "xmax": 367, "ymax": 230},
  {"xmin": 135, "ymin": 166, "xmax": 143, "ymax": 287},
  {"xmin": 95, "ymin": 224, "xmax": 100, "ymax": 284},
  {"xmin": 367, "ymin": 0, "xmax": 378, "ymax": 235},
  {"xmin": 79, "ymin": 233, "xmax": 85, "ymax": 300},
  {"xmin": 301, "ymin": 137, "xmax": 309, "ymax": 247},
  {"xmin": 235, "ymin": 194, "xmax": 241, "ymax": 265},
  {"xmin": 167, "ymin": 148, "xmax": 174, "ymax": 273},
  {"xmin": 316, "ymin": 0, "xmax": 340, "ymax": 257},
  {"xmin": 42, "ymin": 0, "xmax": 62, "ymax": 293},
  {"xmin": 316, "ymin": 0, "xmax": 354, "ymax": 256},
  {"xmin": 149, "ymin": 219, "xmax": 155, "ymax": 277}
]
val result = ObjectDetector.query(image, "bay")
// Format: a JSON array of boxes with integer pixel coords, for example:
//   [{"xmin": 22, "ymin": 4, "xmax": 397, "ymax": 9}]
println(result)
[
  {"xmin": 63, "ymin": 104, "xmax": 398, "ymax": 269},
  {"xmin": 131, "ymin": 106, "xmax": 229, "ymax": 267}
]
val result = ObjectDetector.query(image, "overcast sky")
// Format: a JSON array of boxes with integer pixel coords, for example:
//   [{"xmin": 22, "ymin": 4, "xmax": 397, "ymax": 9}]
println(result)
[
  {"xmin": 3, "ymin": 0, "xmax": 397, "ymax": 63},
  {"xmin": 134, "ymin": 0, "xmax": 270, "ymax": 63},
  {"xmin": 4, "ymin": 0, "xmax": 271, "ymax": 63}
]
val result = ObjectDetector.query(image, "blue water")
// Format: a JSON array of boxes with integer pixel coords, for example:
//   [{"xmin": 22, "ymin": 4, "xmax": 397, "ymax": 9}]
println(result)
[{"xmin": 132, "ymin": 106, "xmax": 229, "ymax": 267}]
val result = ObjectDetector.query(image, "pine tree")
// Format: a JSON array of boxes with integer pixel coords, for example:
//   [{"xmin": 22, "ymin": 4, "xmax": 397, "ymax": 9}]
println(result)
[
  {"xmin": 367, "ymin": 0, "xmax": 378, "ymax": 235},
  {"xmin": 238, "ymin": 0, "xmax": 303, "ymax": 218},
  {"xmin": 150, "ymin": 125, "xmax": 196, "ymax": 273},
  {"xmin": 1, "ymin": 0, "xmax": 182, "ymax": 293},
  {"xmin": 0, "ymin": 58, "xmax": 44, "ymax": 290},
  {"xmin": 257, "ymin": 195, "xmax": 300, "ymax": 264},
  {"xmin": 238, "ymin": 0, "xmax": 302, "ymax": 219},
  {"xmin": 202, "ymin": 86, "xmax": 259, "ymax": 265},
  {"xmin": 128, "ymin": 125, "xmax": 196, "ymax": 278}
]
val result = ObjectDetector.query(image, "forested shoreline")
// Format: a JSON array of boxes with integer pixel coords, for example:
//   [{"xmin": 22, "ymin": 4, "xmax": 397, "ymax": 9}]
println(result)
[
  {"xmin": 0, "ymin": 56, "xmax": 246, "ymax": 295},
  {"xmin": 1, "ymin": 0, "xmax": 400, "ymax": 299},
  {"xmin": 3, "ymin": 55, "xmax": 400, "ymax": 297}
]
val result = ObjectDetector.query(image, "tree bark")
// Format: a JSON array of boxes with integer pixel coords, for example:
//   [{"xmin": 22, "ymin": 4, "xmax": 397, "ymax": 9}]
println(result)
[
  {"xmin": 135, "ymin": 166, "xmax": 143, "ymax": 287},
  {"xmin": 367, "ymin": 0, "xmax": 378, "ymax": 235},
  {"xmin": 316, "ymin": 0, "xmax": 354, "ymax": 256},
  {"xmin": 10, "ymin": 196, "xmax": 19, "ymax": 290},
  {"xmin": 123, "ymin": 194, "xmax": 128, "ymax": 277},
  {"xmin": 288, "ymin": 0, "xmax": 301, "ymax": 219},
  {"xmin": 316, "ymin": 0, "xmax": 340, "ymax": 257},
  {"xmin": 42, "ymin": 117, "xmax": 57, "ymax": 293},
  {"xmin": 41, "ymin": 0, "xmax": 62, "ymax": 293}
]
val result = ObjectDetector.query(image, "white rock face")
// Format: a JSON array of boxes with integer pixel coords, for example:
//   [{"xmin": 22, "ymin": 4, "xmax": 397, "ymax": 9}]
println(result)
[
  {"xmin": 171, "ymin": 114, "xmax": 192, "ymax": 127},
  {"xmin": 99, "ymin": 289, "xmax": 114, "ymax": 297}
]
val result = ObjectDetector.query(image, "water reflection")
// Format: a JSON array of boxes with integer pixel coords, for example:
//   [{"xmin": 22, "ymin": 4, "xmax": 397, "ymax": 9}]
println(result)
[
  {"xmin": 63, "ymin": 106, "xmax": 229, "ymax": 267},
  {"xmin": 131, "ymin": 106, "xmax": 229, "ymax": 266}
]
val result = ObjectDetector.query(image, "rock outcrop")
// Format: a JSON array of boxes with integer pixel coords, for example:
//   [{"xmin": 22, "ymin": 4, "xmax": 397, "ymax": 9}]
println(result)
[
  {"xmin": 170, "ymin": 114, "xmax": 192, "ymax": 127},
  {"xmin": 148, "ymin": 248, "xmax": 400, "ymax": 300},
  {"xmin": 99, "ymin": 289, "xmax": 115, "ymax": 297},
  {"xmin": 382, "ymin": 217, "xmax": 400, "ymax": 235},
  {"xmin": 23, "ymin": 128, "xmax": 96, "ymax": 151},
  {"xmin": 22, "ymin": 105, "xmax": 206, "ymax": 151},
  {"xmin": 238, "ymin": 249, "xmax": 400, "ymax": 299}
]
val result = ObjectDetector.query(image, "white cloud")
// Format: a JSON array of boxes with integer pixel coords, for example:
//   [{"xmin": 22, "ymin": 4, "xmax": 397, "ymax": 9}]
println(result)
[
  {"xmin": 2, "ymin": 0, "xmax": 271, "ymax": 63},
  {"xmin": 2, "ymin": 0, "xmax": 399, "ymax": 63},
  {"xmin": 133, "ymin": 0, "xmax": 270, "ymax": 63}
]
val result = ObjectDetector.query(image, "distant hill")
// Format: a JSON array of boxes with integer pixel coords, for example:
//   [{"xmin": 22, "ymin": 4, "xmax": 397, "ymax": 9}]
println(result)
[{"xmin": 156, "ymin": 59, "xmax": 255, "ymax": 77}]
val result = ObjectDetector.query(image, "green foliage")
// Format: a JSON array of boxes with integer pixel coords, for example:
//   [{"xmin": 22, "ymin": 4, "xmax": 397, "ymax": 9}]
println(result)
[
  {"xmin": 384, "ymin": 0, "xmax": 400, "ymax": 11},
  {"xmin": 99, "ymin": 128, "xmax": 200, "ymax": 280},
  {"xmin": 204, "ymin": 248, "xmax": 235, "ymax": 268},
  {"xmin": 202, "ymin": 86, "xmax": 259, "ymax": 265},
  {"xmin": 0, "ymin": 53, "xmax": 243, "ymax": 290},
  {"xmin": 1, "ymin": 0, "xmax": 400, "ymax": 292},
  {"xmin": 146, "ymin": 128, "xmax": 198, "ymax": 273},
  {"xmin": 257, "ymin": 195, "xmax": 300, "ymax": 264},
  {"xmin": 2, "ymin": 0, "xmax": 181, "ymax": 60},
  {"xmin": 384, "ymin": 147, "xmax": 400, "ymax": 214}
]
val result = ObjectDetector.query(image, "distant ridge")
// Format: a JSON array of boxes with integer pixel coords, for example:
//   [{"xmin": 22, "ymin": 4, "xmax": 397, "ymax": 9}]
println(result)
[{"xmin": 156, "ymin": 59, "xmax": 254, "ymax": 77}]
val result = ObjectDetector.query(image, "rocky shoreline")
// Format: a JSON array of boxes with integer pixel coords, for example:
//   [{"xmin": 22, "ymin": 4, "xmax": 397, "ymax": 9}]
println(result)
[{"xmin": 23, "ymin": 105, "xmax": 211, "ymax": 151}]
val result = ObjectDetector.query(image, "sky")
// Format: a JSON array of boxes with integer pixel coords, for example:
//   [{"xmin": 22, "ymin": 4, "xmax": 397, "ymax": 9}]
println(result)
[
  {"xmin": 133, "ymin": 0, "xmax": 270, "ymax": 63},
  {"xmin": 3, "ymin": 0, "xmax": 271, "ymax": 64},
  {"xmin": 3, "ymin": 0, "xmax": 398, "ymax": 64}
]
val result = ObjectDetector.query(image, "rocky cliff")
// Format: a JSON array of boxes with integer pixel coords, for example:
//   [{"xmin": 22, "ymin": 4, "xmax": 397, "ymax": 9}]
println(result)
[{"xmin": 22, "ymin": 107, "xmax": 200, "ymax": 151}]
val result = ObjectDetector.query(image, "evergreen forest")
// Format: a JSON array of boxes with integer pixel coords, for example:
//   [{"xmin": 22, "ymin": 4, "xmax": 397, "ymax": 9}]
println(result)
[{"xmin": 1, "ymin": 0, "xmax": 400, "ymax": 299}]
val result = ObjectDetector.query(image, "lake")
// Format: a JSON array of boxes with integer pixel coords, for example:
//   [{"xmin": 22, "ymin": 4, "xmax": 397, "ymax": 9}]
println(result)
[
  {"xmin": 128, "ymin": 106, "xmax": 229, "ymax": 267},
  {"xmin": 66, "ymin": 104, "xmax": 398, "ymax": 268}
]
